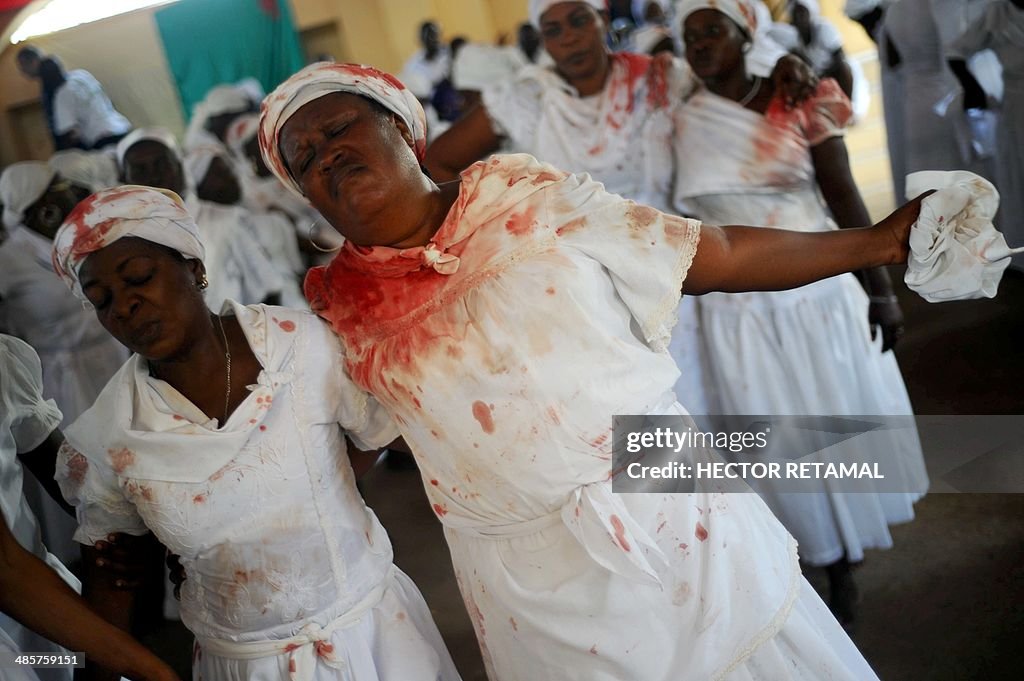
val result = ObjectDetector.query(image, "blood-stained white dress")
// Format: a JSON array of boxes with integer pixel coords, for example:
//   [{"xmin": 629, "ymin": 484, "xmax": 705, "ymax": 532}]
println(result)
[
  {"xmin": 55, "ymin": 303, "xmax": 460, "ymax": 681},
  {"xmin": 305, "ymin": 153, "xmax": 880, "ymax": 681}
]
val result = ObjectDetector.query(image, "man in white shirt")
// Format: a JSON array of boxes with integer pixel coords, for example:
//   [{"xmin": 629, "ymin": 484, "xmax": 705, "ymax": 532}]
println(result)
[{"xmin": 20, "ymin": 52, "xmax": 131, "ymax": 151}]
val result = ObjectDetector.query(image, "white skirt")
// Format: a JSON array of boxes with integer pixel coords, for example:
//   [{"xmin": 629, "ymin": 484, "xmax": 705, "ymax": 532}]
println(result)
[
  {"xmin": 694, "ymin": 274, "xmax": 928, "ymax": 565},
  {"xmin": 192, "ymin": 568, "xmax": 461, "ymax": 681}
]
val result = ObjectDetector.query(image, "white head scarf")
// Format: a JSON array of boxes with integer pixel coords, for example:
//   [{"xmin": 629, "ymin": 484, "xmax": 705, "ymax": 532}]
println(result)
[
  {"xmin": 183, "ymin": 83, "xmax": 258, "ymax": 151},
  {"xmin": 48, "ymin": 150, "xmax": 119, "ymax": 193},
  {"xmin": 116, "ymin": 127, "xmax": 181, "ymax": 169},
  {"xmin": 259, "ymin": 62, "xmax": 427, "ymax": 199},
  {"xmin": 52, "ymin": 185, "xmax": 205, "ymax": 304},
  {"xmin": 183, "ymin": 144, "xmax": 231, "ymax": 187},
  {"xmin": 0, "ymin": 162, "xmax": 56, "ymax": 229},
  {"xmin": 530, "ymin": 0, "xmax": 607, "ymax": 28},
  {"xmin": 675, "ymin": 0, "xmax": 759, "ymax": 38},
  {"xmin": 225, "ymin": 113, "xmax": 261, "ymax": 160}
]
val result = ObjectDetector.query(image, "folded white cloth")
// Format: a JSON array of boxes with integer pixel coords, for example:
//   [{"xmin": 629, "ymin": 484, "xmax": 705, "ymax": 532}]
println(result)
[{"xmin": 904, "ymin": 170, "xmax": 1021, "ymax": 302}]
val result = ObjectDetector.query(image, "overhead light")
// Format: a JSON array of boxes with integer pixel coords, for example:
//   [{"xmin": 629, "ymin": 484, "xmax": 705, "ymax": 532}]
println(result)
[{"xmin": 11, "ymin": 0, "xmax": 179, "ymax": 44}]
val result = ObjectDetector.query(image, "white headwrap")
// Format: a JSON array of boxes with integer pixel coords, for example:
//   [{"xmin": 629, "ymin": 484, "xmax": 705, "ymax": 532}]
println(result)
[
  {"xmin": 49, "ymin": 150, "xmax": 118, "ymax": 192},
  {"xmin": 259, "ymin": 62, "xmax": 427, "ymax": 199},
  {"xmin": 52, "ymin": 185, "xmax": 205, "ymax": 304},
  {"xmin": 675, "ymin": 0, "xmax": 759, "ymax": 38},
  {"xmin": 530, "ymin": 0, "xmax": 607, "ymax": 28},
  {"xmin": 183, "ymin": 82, "xmax": 258, "ymax": 151},
  {"xmin": 183, "ymin": 144, "xmax": 231, "ymax": 186},
  {"xmin": 116, "ymin": 127, "xmax": 181, "ymax": 169},
  {"xmin": 903, "ymin": 171, "xmax": 1021, "ymax": 303},
  {"xmin": 0, "ymin": 162, "xmax": 56, "ymax": 229},
  {"xmin": 225, "ymin": 113, "xmax": 261, "ymax": 159}
]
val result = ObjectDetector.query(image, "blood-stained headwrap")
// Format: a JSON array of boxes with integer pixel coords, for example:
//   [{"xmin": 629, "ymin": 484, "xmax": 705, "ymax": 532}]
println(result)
[
  {"xmin": 52, "ymin": 185, "xmax": 205, "ymax": 305},
  {"xmin": 259, "ymin": 62, "xmax": 427, "ymax": 199},
  {"xmin": 675, "ymin": 0, "xmax": 759, "ymax": 39},
  {"xmin": 225, "ymin": 113, "xmax": 260, "ymax": 159},
  {"xmin": 529, "ymin": 0, "xmax": 607, "ymax": 27}
]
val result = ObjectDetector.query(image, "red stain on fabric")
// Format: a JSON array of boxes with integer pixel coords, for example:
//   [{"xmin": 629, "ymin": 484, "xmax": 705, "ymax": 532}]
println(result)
[
  {"xmin": 509, "ymin": 617, "xmax": 518, "ymax": 631},
  {"xmin": 433, "ymin": 503, "xmax": 449, "ymax": 517},
  {"xmin": 589, "ymin": 645, "xmax": 599, "ymax": 655},
  {"xmin": 108, "ymin": 447, "xmax": 135, "ymax": 473},
  {"xmin": 472, "ymin": 401, "xmax": 495, "ymax": 434},
  {"xmin": 193, "ymin": 494, "xmax": 206, "ymax": 504},
  {"xmin": 695, "ymin": 521, "xmax": 709, "ymax": 542},
  {"xmin": 66, "ymin": 453, "xmax": 89, "ymax": 485},
  {"xmin": 430, "ymin": 479, "xmax": 439, "ymax": 486},
  {"xmin": 610, "ymin": 514, "xmax": 631, "ymax": 552},
  {"xmin": 272, "ymin": 317, "xmax": 296, "ymax": 332},
  {"xmin": 505, "ymin": 206, "xmax": 537, "ymax": 236},
  {"xmin": 259, "ymin": 425, "xmax": 267, "ymax": 431}
]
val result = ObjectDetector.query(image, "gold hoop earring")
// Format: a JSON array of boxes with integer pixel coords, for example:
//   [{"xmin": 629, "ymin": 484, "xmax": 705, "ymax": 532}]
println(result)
[
  {"xmin": 308, "ymin": 219, "xmax": 342, "ymax": 253},
  {"xmin": 197, "ymin": 273, "xmax": 209, "ymax": 290}
]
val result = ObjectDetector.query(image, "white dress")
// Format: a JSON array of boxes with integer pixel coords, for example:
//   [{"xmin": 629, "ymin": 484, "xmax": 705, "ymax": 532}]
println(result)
[
  {"xmin": 0, "ymin": 226, "xmax": 129, "ymax": 564},
  {"xmin": 186, "ymin": 196, "xmax": 287, "ymax": 310},
  {"xmin": 306, "ymin": 154, "xmax": 881, "ymax": 681},
  {"xmin": 55, "ymin": 303, "xmax": 460, "ymax": 681},
  {"xmin": 52, "ymin": 70, "xmax": 131, "ymax": 148},
  {"xmin": 672, "ymin": 82, "xmax": 929, "ymax": 566},
  {"xmin": 482, "ymin": 52, "xmax": 709, "ymax": 414},
  {"xmin": 949, "ymin": 1, "xmax": 1024, "ymax": 269},
  {"xmin": 0, "ymin": 335, "xmax": 80, "ymax": 681}
]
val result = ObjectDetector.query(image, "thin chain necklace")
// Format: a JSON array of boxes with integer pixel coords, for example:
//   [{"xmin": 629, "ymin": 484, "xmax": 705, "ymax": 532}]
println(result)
[
  {"xmin": 737, "ymin": 76, "xmax": 762, "ymax": 108},
  {"xmin": 215, "ymin": 315, "xmax": 232, "ymax": 424}
]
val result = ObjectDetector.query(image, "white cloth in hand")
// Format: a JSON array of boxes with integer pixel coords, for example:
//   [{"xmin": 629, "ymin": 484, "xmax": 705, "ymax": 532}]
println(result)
[{"xmin": 904, "ymin": 170, "xmax": 1020, "ymax": 302}]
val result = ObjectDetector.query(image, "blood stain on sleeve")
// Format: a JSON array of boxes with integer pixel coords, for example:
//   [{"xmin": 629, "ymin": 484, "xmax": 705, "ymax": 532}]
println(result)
[
  {"xmin": 108, "ymin": 447, "xmax": 135, "ymax": 474},
  {"xmin": 471, "ymin": 401, "xmax": 495, "ymax": 434},
  {"xmin": 610, "ymin": 514, "xmax": 632, "ymax": 552}
]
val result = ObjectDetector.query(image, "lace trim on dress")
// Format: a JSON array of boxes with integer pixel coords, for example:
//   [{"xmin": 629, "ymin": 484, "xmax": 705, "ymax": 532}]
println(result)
[{"xmin": 642, "ymin": 217, "xmax": 702, "ymax": 353}]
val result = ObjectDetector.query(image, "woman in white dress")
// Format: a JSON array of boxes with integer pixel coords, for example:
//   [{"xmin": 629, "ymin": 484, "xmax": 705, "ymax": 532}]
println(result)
[
  {"xmin": 425, "ymin": 0, "xmax": 819, "ymax": 416},
  {"xmin": 51, "ymin": 186, "xmax": 461, "ymax": 681},
  {"xmin": 257, "ymin": 60, "xmax": 931, "ymax": 680},
  {"xmin": 947, "ymin": 0, "xmax": 1024, "ymax": 269},
  {"xmin": 672, "ymin": 0, "xmax": 928, "ymax": 623},
  {"xmin": 0, "ymin": 162, "xmax": 130, "ymax": 565}
]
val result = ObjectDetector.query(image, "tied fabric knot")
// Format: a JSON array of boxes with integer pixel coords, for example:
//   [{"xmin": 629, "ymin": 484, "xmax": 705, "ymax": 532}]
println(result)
[
  {"xmin": 287, "ymin": 621, "xmax": 343, "ymax": 680},
  {"xmin": 399, "ymin": 242, "xmax": 460, "ymax": 275}
]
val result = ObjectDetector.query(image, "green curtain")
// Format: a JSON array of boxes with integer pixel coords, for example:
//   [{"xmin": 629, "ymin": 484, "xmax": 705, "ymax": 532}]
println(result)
[{"xmin": 155, "ymin": 0, "xmax": 304, "ymax": 122}]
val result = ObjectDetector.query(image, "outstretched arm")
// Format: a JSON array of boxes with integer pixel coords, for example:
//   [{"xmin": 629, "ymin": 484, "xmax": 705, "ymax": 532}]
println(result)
[
  {"xmin": 813, "ymin": 136, "xmax": 904, "ymax": 351},
  {"xmin": 0, "ymin": 514, "xmax": 178, "ymax": 681},
  {"xmin": 424, "ymin": 103, "xmax": 503, "ymax": 181},
  {"xmin": 684, "ymin": 194, "xmax": 929, "ymax": 296}
]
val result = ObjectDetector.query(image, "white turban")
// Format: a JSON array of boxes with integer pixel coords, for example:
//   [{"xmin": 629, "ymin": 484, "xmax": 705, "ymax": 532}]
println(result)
[
  {"xmin": 116, "ymin": 127, "xmax": 181, "ymax": 169},
  {"xmin": 52, "ymin": 185, "xmax": 205, "ymax": 304},
  {"xmin": 675, "ymin": 0, "xmax": 759, "ymax": 38},
  {"xmin": 225, "ymin": 113, "xmax": 261, "ymax": 159},
  {"xmin": 530, "ymin": 0, "xmax": 607, "ymax": 28},
  {"xmin": 49, "ymin": 150, "xmax": 118, "ymax": 192},
  {"xmin": 183, "ymin": 144, "xmax": 231, "ymax": 187},
  {"xmin": 0, "ymin": 161, "xmax": 56, "ymax": 229},
  {"xmin": 903, "ymin": 170, "xmax": 1021, "ymax": 302},
  {"xmin": 259, "ymin": 62, "xmax": 427, "ymax": 199}
]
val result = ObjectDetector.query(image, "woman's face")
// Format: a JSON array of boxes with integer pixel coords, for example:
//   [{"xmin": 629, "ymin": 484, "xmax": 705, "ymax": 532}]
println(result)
[
  {"xmin": 122, "ymin": 141, "xmax": 186, "ymax": 196},
  {"xmin": 539, "ymin": 3, "xmax": 608, "ymax": 84},
  {"xmin": 25, "ymin": 175, "xmax": 79, "ymax": 240},
  {"xmin": 78, "ymin": 237, "xmax": 209, "ymax": 360},
  {"xmin": 278, "ymin": 92, "xmax": 425, "ymax": 247},
  {"xmin": 196, "ymin": 156, "xmax": 242, "ymax": 205},
  {"xmin": 682, "ymin": 9, "xmax": 747, "ymax": 81}
]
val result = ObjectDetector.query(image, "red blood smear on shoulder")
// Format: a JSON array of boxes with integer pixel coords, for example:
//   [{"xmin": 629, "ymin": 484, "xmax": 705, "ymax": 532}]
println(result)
[
  {"xmin": 504, "ymin": 206, "xmax": 537, "ymax": 236},
  {"xmin": 610, "ymin": 514, "xmax": 631, "ymax": 552},
  {"xmin": 472, "ymin": 401, "xmax": 495, "ymax": 434},
  {"xmin": 66, "ymin": 453, "xmax": 89, "ymax": 485}
]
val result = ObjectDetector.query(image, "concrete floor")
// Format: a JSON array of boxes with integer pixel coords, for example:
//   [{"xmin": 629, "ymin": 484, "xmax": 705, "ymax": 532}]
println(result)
[{"xmin": 147, "ymin": 269, "xmax": 1024, "ymax": 680}]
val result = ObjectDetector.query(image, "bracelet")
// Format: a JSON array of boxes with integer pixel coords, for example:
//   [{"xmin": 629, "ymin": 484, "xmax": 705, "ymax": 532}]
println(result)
[{"xmin": 869, "ymin": 295, "xmax": 899, "ymax": 304}]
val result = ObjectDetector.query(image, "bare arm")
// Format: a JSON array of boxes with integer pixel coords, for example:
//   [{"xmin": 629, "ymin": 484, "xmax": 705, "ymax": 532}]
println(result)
[
  {"xmin": 812, "ymin": 136, "xmax": 903, "ymax": 350},
  {"xmin": 684, "ymin": 194, "xmax": 928, "ymax": 296},
  {"xmin": 17, "ymin": 429, "xmax": 74, "ymax": 516},
  {"xmin": 824, "ymin": 49, "xmax": 855, "ymax": 101},
  {"xmin": 0, "ymin": 517, "xmax": 178, "ymax": 681},
  {"xmin": 424, "ymin": 103, "xmax": 503, "ymax": 182}
]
